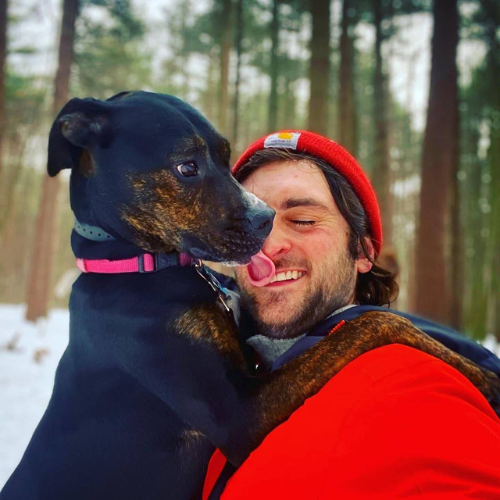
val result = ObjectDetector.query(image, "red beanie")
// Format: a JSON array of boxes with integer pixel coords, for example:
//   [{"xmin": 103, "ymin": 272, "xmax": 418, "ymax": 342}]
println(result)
[{"xmin": 232, "ymin": 130, "xmax": 383, "ymax": 255}]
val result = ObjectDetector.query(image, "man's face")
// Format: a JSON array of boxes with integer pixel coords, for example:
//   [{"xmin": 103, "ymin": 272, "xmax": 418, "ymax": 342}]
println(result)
[{"xmin": 235, "ymin": 160, "xmax": 372, "ymax": 339}]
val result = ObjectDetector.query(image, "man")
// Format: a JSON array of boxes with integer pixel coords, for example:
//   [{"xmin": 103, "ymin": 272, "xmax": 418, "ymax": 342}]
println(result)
[{"xmin": 203, "ymin": 131, "xmax": 500, "ymax": 499}]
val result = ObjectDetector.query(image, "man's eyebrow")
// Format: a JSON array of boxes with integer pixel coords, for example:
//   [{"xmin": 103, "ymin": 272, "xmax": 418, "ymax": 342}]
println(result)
[{"xmin": 280, "ymin": 198, "xmax": 330, "ymax": 211}]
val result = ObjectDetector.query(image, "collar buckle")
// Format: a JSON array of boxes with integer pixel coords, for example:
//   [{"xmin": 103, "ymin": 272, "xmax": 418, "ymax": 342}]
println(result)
[{"xmin": 138, "ymin": 254, "xmax": 157, "ymax": 273}]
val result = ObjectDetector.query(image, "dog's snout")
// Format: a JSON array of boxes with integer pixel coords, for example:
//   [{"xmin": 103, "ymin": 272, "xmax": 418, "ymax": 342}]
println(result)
[{"xmin": 245, "ymin": 206, "xmax": 275, "ymax": 237}]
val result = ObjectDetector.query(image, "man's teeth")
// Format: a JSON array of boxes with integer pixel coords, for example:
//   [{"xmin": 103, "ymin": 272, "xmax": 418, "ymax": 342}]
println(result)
[{"xmin": 269, "ymin": 271, "xmax": 306, "ymax": 283}]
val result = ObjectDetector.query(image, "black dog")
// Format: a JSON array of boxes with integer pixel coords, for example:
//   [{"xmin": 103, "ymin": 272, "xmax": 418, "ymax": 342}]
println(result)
[
  {"xmin": 2, "ymin": 91, "xmax": 499, "ymax": 500},
  {"xmin": 1, "ymin": 91, "xmax": 278, "ymax": 500}
]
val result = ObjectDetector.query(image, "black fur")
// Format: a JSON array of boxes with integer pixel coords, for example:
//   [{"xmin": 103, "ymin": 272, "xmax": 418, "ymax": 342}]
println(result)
[{"xmin": 1, "ymin": 92, "xmax": 274, "ymax": 500}]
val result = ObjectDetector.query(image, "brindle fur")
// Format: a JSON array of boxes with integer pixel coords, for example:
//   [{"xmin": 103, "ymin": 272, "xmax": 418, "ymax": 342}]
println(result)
[
  {"xmin": 174, "ymin": 304, "xmax": 500, "ymax": 465},
  {"xmin": 123, "ymin": 168, "xmax": 264, "ymax": 257},
  {"xmin": 248, "ymin": 311, "xmax": 500, "ymax": 450},
  {"xmin": 77, "ymin": 149, "xmax": 96, "ymax": 177},
  {"xmin": 174, "ymin": 304, "xmax": 246, "ymax": 369}
]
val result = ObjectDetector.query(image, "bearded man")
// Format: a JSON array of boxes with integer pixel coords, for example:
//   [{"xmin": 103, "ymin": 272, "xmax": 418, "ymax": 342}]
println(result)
[{"xmin": 204, "ymin": 131, "xmax": 500, "ymax": 500}]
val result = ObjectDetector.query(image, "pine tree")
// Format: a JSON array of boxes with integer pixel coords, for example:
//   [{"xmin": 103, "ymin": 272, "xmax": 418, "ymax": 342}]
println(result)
[
  {"xmin": 307, "ymin": 0, "xmax": 330, "ymax": 135},
  {"xmin": 415, "ymin": 0, "xmax": 459, "ymax": 324},
  {"xmin": 25, "ymin": 0, "xmax": 80, "ymax": 322},
  {"xmin": 0, "ymin": 0, "xmax": 7, "ymax": 180},
  {"xmin": 371, "ymin": 0, "xmax": 392, "ymax": 245},
  {"xmin": 338, "ymin": 0, "xmax": 357, "ymax": 154}
]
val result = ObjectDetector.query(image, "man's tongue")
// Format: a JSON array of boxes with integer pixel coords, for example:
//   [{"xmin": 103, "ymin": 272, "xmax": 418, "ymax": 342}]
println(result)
[{"xmin": 247, "ymin": 251, "xmax": 276, "ymax": 287}]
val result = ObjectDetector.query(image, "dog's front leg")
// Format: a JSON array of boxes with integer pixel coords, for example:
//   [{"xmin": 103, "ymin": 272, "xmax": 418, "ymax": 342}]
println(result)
[
  {"xmin": 111, "ymin": 301, "xmax": 256, "ymax": 455},
  {"xmin": 231, "ymin": 311, "xmax": 500, "ymax": 466}
]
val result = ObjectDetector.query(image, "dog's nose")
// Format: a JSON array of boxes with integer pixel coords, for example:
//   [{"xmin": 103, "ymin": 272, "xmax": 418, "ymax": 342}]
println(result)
[{"xmin": 245, "ymin": 206, "xmax": 275, "ymax": 237}]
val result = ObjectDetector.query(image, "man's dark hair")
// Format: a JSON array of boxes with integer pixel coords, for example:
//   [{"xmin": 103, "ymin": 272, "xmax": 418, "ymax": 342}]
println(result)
[{"xmin": 234, "ymin": 148, "xmax": 399, "ymax": 306}]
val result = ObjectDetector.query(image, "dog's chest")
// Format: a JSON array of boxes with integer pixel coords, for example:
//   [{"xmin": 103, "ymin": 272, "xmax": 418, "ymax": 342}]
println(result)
[{"xmin": 177, "ymin": 428, "xmax": 213, "ymax": 462}]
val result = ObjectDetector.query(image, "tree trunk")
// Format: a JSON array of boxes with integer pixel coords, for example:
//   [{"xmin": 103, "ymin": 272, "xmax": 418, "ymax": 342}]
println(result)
[
  {"xmin": 231, "ymin": 0, "xmax": 243, "ymax": 153},
  {"xmin": 307, "ymin": 0, "xmax": 330, "ymax": 135},
  {"xmin": 218, "ymin": 0, "xmax": 232, "ymax": 136},
  {"xmin": 203, "ymin": 48, "xmax": 218, "ymax": 124},
  {"xmin": 268, "ymin": 0, "xmax": 279, "ymax": 133},
  {"xmin": 488, "ymin": 131, "xmax": 500, "ymax": 338},
  {"xmin": 460, "ymin": 109, "xmax": 487, "ymax": 338},
  {"xmin": 450, "ymin": 158, "xmax": 463, "ymax": 330},
  {"xmin": 415, "ymin": 0, "xmax": 459, "ymax": 324},
  {"xmin": 0, "ymin": 0, "xmax": 7, "ymax": 181},
  {"xmin": 283, "ymin": 77, "xmax": 296, "ymax": 127},
  {"xmin": 338, "ymin": 0, "xmax": 356, "ymax": 154},
  {"xmin": 371, "ymin": 0, "xmax": 392, "ymax": 246},
  {"xmin": 485, "ymin": 19, "xmax": 500, "ymax": 339},
  {"xmin": 25, "ymin": 0, "xmax": 79, "ymax": 322}
]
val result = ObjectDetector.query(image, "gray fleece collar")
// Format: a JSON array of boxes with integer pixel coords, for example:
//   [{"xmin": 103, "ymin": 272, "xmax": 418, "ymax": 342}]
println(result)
[
  {"xmin": 246, "ymin": 333, "xmax": 307, "ymax": 369},
  {"xmin": 246, "ymin": 304, "xmax": 357, "ymax": 369}
]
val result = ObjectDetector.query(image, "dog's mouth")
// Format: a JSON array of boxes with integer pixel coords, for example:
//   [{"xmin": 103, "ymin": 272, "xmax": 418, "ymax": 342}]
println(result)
[{"xmin": 182, "ymin": 228, "xmax": 266, "ymax": 265}]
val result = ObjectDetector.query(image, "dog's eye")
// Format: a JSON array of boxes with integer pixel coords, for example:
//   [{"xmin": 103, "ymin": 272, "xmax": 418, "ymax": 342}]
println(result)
[{"xmin": 176, "ymin": 162, "xmax": 199, "ymax": 177}]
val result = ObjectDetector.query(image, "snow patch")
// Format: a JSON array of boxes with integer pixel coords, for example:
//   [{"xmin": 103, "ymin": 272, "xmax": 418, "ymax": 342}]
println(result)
[
  {"xmin": 483, "ymin": 334, "xmax": 500, "ymax": 357},
  {"xmin": 0, "ymin": 304, "xmax": 69, "ymax": 488}
]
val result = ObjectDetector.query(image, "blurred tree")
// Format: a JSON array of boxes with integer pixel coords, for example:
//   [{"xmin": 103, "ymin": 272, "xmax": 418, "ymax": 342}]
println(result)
[
  {"xmin": 162, "ymin": 0, "xmax": 235, "ymax": 132},
  {"xmin": 415, "ymin": 0, "xmax": 459, "ymax": 325},
  {"xmin": 0, "ymin": 71, "xmax": 47, "ymax": 305},
  {"xmin": 351, "ymin": 43, "xmax": 374, "ymax": 171},
  {"xmin": 0, "ymin": 0, "xmax": 7, "ymax": 180},
  {"xmin": 450, "ymin": 111, "xmax": 464, "ymax": 330},
  {"xmin": 25, "ymin": 0, "xmax": 80, "ymax": 322},
  {"xmin": 0, "ymin": 3, "xmax": 50, "ymax": 243},
  {"xmin": 166, "ymin": 0, "xmax": 308, "ymax": 147},
  {"xmin": 161, "ymin": 0, "xmax": 192, "ymax": 100},
  {"xmin": 0, "ymin": 72, "xmax": 47, "ymax": 237},
  {"xmin": 390, "ymin": 101, "xmax": 423, "ymax": 311},
  {"xmin": 360, "ymin": 0, "xmax": 429, "ymax": 247},
  {"xmin": 445, "ymin": 0, "xmax": 499, "ymax": 338},
  {"xmin": 218, "ymin": 0, "xmax": 233, "ymax": 136},
  {"xmin": 73, "ymin": 0, "xmax": 150, "ymax": 98},
  {"xmin": 232, "ymin": 0, "xmax": 243, "ymax": 149},
  {"xmin": 355, "ymin": 39, "xmax": 423, "ymax": 311},
  {"xmin": 338, "ymin": 0, "xmax": 357, "ymax": 155},
  {"xmin": 268, "ymin": 0, "xmax": 279, "ymax": 132},
  {"xmin": 248, "ymin": 0, "xmax": 307, "ymax": 134},
  {"xmin": 371, "ymin": 0, "xmax": 392, "ymax": 246},
  {"xmin": 460, "ymin": 67, "xmax": 489, "ymax": 338},
  {"xmin": 307, "ymin": 0, "xmax": 330, "ymax": 135},
  {"xmin": 478, "ymin": 0, "xmax": 500, "ymax": 339}
]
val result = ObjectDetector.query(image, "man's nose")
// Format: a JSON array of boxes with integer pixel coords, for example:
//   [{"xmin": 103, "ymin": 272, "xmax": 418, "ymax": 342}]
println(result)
[{"xmin": 261, "ymin": 222, "xmax": 292, "ymax": 259}]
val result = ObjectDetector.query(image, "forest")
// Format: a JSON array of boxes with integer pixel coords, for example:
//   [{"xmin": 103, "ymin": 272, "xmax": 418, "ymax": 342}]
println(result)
[{"xmin": 0, "ymin": 0, "xmax": 498, "ymax": 340}]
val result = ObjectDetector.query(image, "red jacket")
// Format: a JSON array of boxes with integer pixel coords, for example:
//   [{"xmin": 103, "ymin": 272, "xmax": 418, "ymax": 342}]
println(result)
[{"xmin": 204, "ymin": 345, "xmax": 500, "ymax": 499}]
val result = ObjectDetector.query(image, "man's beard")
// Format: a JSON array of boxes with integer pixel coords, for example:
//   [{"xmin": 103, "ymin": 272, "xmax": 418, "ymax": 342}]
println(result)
[{"xmin": 238, "ymin": 249, "xmax": 357, "ymax": 339}]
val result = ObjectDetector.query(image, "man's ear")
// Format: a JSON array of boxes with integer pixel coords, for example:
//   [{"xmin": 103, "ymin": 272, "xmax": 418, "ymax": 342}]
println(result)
[
  {"xmin": 356, "ymin": 237, "xmax": 375, "ymax": 274},
  {"xmin": 47, "ymin": 97, "xmax": 111, "ymax": 177}
]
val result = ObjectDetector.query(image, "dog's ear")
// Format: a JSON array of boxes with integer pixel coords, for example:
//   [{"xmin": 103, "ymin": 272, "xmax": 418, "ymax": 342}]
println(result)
[{"xmin": 47, "ymin": 97, "xmax": 111, "ymax": 177}]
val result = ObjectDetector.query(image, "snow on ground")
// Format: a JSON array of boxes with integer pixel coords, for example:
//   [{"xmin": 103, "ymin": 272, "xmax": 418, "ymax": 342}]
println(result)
[
  {"xmin": 0, "ymin": 303, "xmax": 499, "ymax": 489},
  {"xmin": 483, "ymin": 333, "xmax": 500, "ymax": 357},
  {"xmin": 0, "ymin": 304, "xmax": 69, "ymax": 488}
]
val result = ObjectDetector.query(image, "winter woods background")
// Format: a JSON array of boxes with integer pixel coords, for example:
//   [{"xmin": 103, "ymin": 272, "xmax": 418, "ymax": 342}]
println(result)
[{"xmin": 0, "ymin": 0, "xmax": 499, "ymax": 338}]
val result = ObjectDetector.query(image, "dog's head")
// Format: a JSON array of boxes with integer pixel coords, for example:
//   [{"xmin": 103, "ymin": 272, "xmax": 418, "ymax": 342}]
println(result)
[{"xmin": 48, "ymin": 91, "xmax": 274, "ymax": 263}]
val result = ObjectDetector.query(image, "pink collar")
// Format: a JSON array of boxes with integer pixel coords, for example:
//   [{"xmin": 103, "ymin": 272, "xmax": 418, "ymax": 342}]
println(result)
[
  {"xmin": 76, "ymin": 253, "xmax": 193, "ymax": 274},
  {"xmin": 77, "ymin": 253, "xmax": 233, "ymax": 315}
]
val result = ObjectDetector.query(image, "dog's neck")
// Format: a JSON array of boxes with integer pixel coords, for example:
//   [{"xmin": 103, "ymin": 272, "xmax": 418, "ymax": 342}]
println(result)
[{"xmin": 71, "ymin": 219, "xmax": 171, "ymax": 261}]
